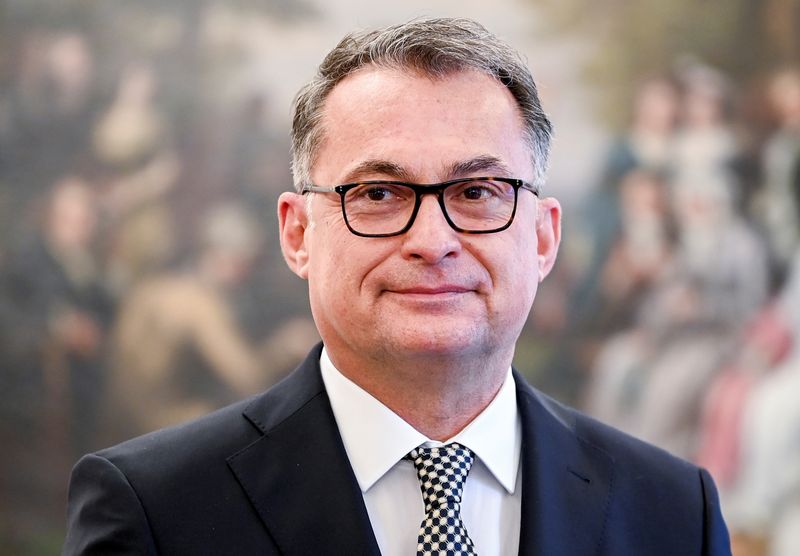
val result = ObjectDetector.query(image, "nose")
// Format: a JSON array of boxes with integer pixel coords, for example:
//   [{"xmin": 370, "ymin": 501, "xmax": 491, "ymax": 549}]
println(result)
[{"xmin": 399, "ymin": 194, "xmax": 462, "ymax": 263}]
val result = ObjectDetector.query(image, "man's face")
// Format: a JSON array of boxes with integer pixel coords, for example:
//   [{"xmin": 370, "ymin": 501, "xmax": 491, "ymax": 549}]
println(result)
[{"xmin": 279, "ymin": 67, "xmax": 560, "ymax": 367}]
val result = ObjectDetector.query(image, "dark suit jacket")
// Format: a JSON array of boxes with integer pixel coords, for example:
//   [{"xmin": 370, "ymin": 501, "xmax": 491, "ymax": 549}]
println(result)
[{"xmin": 63, "ymin": 344, "xmax": 731, "ymax": 555}]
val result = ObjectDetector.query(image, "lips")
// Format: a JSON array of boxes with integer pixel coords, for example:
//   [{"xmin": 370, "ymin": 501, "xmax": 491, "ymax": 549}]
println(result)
[{"xmin": 388, "ymin": 285, "xmax": 474, "ymax": 295}]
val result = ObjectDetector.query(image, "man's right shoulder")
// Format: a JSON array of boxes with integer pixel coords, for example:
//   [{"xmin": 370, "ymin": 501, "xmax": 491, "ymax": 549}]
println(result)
[
  {"xmin": 96, "ymin": 395, "xmax": 260, "ymax": 474},
  {"xmin": 90, "ymin": 342, "xmax": 327, "ymax": 485},
  {"xmin": 63, "ymin": 348, "xmax": 331, "ymax": 555}
]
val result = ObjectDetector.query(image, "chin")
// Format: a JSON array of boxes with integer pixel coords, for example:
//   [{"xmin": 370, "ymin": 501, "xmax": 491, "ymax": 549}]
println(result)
[{"xmin": 381, "ymin": 327, "xmax": 491, "ymax": 359}]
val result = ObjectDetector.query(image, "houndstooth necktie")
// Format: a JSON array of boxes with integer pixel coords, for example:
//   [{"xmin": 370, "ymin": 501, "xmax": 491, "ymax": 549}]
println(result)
[{"xmin": 407, "ymin": 443, "xmax": 477, "ymax": 555}]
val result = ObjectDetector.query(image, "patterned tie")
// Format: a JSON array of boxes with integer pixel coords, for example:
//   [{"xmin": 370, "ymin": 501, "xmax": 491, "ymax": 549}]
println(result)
[{"xmin": 407, "ymin": 443, "xmax": 477, "ymax": 555}]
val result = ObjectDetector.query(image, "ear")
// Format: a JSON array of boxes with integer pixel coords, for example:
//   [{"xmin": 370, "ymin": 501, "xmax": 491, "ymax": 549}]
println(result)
[
  {"xmin": 278, "ymin": 192, "xmax": 311, "ymax": 279},
  {"xmin": 535, "ymin": 197, "xmax": 561, "ymax": 281}
]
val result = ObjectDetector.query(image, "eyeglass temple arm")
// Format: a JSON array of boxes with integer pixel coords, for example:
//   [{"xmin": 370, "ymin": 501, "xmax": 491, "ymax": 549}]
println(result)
[
  {"xmin": 520, "ymin": 181, "xmax": 541, "ymax": 197},
  {"xmin": 301, "ymin": 185, "xmax": 338, "ymax": 194}
]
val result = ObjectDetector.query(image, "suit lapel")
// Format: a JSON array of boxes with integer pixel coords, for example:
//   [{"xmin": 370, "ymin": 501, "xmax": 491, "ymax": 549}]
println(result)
[
  {"xmin": 515, "ymin": 376, "xmax": 614, "ymax": 556},
  {"xmin": 227, "ymin": 346, "xmax": 381, "ymax": 555}
]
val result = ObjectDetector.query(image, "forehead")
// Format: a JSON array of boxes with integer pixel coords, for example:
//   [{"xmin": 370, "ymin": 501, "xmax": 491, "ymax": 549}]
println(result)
[{"xmin": 313, "ymin": 67, "xmax": 531, "ymax": 182}]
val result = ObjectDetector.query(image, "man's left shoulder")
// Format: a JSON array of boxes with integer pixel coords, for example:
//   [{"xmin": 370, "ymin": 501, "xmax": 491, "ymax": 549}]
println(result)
[
  {"xmin": 516, "ymin": 379, "xmax": 731, "ymax": 554},
  {"xmin": 515, "ymin": 375, "xmax": 727, "ymax": 527}
]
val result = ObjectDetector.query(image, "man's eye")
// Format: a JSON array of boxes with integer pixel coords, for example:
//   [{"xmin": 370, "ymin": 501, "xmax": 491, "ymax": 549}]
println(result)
[
  {"xmin": 461, "ymin": 184, "xmax": 495, "ymax": 200},
  {"xmin": 365, "ymin": 187, "xmax": 393, "ymax": 201},
  {"xmin": 352, "ymin": 184, "xmax": 409, "ymax": 203}
]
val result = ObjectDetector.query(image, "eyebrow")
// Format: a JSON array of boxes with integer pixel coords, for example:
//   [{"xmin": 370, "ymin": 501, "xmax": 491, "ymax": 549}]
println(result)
[
  {"xmin": 339, "ymin": 155, "xmax": 513, "ymax": 184},
  {"xmin": 445, "ymin": 155, "xmax": 513, "ymax": 178},
  {"xmin": 340, "ymin": 160, "xmax": 414, "ymax": 183}
]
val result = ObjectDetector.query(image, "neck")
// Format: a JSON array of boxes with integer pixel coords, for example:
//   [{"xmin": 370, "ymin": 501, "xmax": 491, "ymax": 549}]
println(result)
[{"xmin": 327, "ymin": 346, "xmax": 512, "ymax": 441}]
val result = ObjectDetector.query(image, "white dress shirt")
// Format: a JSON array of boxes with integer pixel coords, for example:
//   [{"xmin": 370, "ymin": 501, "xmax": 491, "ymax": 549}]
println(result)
[{"xmin": 320, "ymin": 348, "xmax": 522, "ymax": 556}]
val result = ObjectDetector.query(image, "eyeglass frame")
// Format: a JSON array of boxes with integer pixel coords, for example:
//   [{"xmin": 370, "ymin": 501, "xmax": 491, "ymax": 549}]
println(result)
[{"xmin": 300, "ymin": 176, "xmax": 540, "ymax": 238}]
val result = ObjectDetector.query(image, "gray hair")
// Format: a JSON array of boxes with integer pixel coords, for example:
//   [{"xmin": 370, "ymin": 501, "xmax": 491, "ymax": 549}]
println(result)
[{"xmin": 290, "ymin": 17, "xmax": 553, "ymax": 191}]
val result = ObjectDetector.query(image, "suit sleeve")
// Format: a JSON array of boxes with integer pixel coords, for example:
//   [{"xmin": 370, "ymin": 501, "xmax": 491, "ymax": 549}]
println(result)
[
  {"xmin": 63, "ymin": 454, "xmax": 159, "ymax": 556},
  {"xmin": 699, "ymin": 468, "xmax": 732, "ymax": 556}
]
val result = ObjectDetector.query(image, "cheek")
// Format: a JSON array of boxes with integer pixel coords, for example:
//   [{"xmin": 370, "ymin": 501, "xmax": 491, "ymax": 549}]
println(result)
[
  {"xmin": 307, "ymin": 246, "xmax": 357, "ymax": 339},
  {"xmin": 495, "ymin": 233, "xmax": 540, "ymax": 309},
  {"xmin": 501, "ymin": 263, "xmax": 540, "ymax": 340},
  {"xmin": 307, "ymin": 232, "xmax": 388, "ymax": 301},
  {"xmin": 504, "ymin": 260, "xmax": 539, "ymax": 309}
]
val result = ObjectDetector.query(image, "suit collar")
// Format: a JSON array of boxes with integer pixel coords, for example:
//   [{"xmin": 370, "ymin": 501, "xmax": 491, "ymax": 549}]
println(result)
[
  {"xmin": 515, "ymin": 372, "xmax": 614, "ymax": 556},
  {"xmin": 227, "ymin": 344, "xmax": 381, "ymax": 555}
]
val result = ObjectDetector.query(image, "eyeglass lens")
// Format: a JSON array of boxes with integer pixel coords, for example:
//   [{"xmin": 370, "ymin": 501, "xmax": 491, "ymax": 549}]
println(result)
[{"xmin": 343, "ymin": 179, "xmax": 517, "ymax": 235}]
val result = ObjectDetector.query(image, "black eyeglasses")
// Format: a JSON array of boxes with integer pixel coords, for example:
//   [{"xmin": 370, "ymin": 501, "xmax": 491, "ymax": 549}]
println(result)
[{"xmin": 301, "ymin": 177, "xmax": 539, "ymax": 237}]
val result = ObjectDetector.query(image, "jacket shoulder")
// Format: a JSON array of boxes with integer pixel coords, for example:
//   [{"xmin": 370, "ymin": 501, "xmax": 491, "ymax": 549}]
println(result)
[
  {"xmin": 525, "ymin": 383, "xmax": 699, "ymax": 477},
  {"xmin": 518, "ymin": 383, "xmax": 730, "ymax": 554},
  {"xmin": 97, "ymin": 343, "xmax": 326, "ymax": 478}
]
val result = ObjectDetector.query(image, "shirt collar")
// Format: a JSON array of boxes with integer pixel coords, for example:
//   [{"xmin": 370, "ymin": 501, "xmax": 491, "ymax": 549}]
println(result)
[{"xmin": 320, "ymin": 347, "xmax": 521, "ymax": 495}]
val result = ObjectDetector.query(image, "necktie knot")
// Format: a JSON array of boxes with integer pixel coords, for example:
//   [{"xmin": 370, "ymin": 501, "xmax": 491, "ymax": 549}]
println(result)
[{"xmin": 407, "ymin": 443, "xmax": 475, "ymax": 511}]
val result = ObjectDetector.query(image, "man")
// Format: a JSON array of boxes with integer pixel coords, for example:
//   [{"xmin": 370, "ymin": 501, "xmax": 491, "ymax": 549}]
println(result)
[{"xmin": 63, "ymin": 18, "xmax": 731, "ymax": 555}]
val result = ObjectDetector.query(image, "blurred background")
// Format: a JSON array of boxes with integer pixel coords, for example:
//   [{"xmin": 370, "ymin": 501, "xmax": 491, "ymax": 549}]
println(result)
[{"xmin": 0, "ymin": 0, "xmax": 798, "ymax": 554}]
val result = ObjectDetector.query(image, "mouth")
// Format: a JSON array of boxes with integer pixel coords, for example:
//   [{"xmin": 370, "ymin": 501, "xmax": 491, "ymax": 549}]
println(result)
[
  {"xmin": 386, "ymin": 284, "xmax": 475, "ymax": 297},
  {"xmin": 382, "ymin": 285, "xmax": 478, "ymax": 308},
  {"xmin": 387, "ymin": 285, "xmax": 474, "ymax": 295},
  {"xmin": 379, "ymin": 279, "xmax": 483, "ymax": 313}
]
